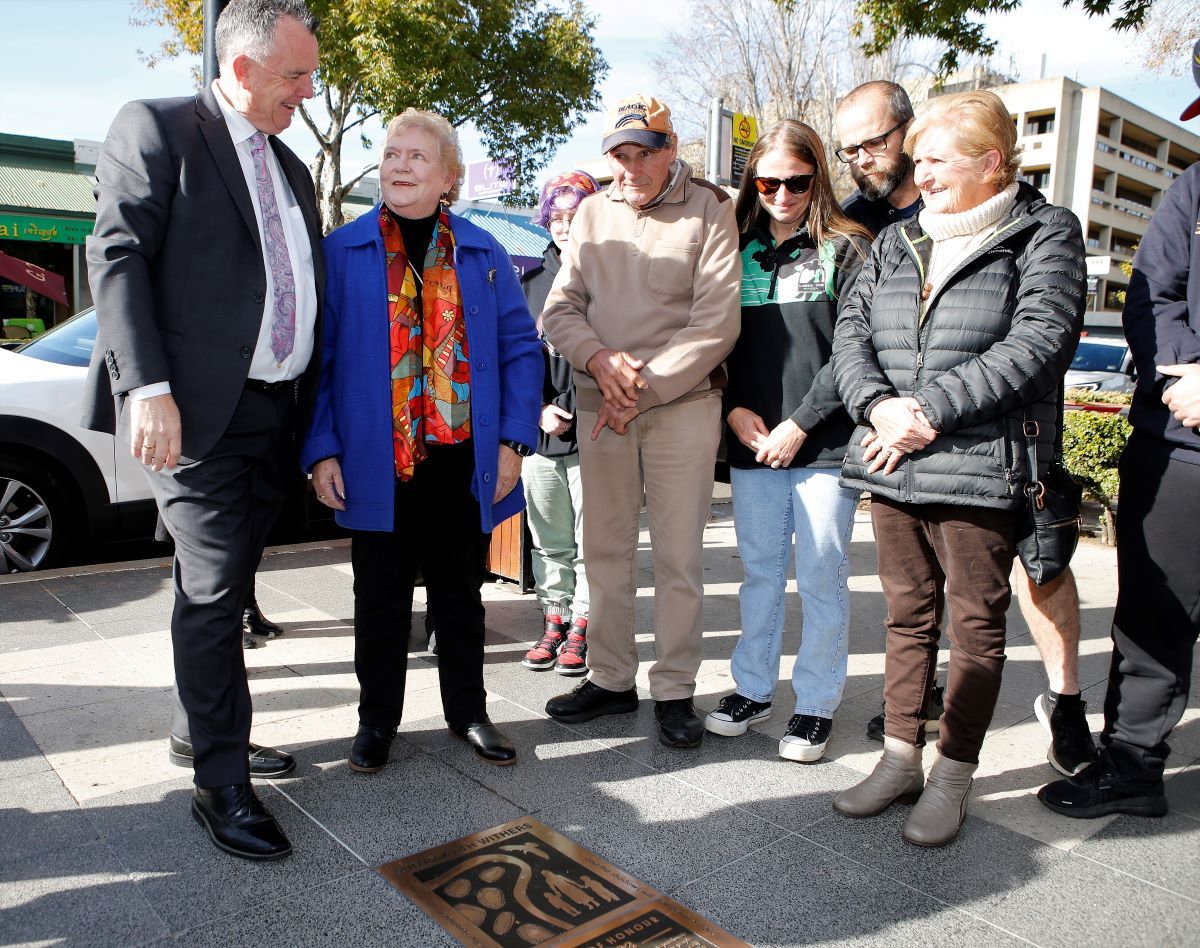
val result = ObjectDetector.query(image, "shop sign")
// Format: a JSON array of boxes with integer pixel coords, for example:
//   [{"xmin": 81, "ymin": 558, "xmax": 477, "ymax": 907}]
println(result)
[{"xmin": 0, "ymin": 213, "xmax": 94, "ymax": 245}]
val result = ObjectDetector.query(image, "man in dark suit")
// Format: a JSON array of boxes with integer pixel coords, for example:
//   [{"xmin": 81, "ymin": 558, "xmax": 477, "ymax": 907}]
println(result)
[{"xmin": 83, "ymin": 0, "xmax": 323, "ymax": 860}]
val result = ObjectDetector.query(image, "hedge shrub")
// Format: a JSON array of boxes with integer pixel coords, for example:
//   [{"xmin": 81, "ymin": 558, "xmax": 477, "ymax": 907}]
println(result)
[{"xmin": 1061, "ymin": 408, "xmax": 1132, "ymax": 544}]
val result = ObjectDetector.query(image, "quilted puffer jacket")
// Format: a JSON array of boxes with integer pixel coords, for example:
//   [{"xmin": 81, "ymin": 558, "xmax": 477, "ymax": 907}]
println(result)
[{"xmin": 832, "ymin": 182, "xmax": 1085, "ymax": 509}]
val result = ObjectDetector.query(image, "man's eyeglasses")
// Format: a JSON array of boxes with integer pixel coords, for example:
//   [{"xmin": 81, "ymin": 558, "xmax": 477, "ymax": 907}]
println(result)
[
  {"xmin": 753, "ymin": 174, "xmax": 814, "ymax": 196},
  {"xmin": 835, "ymin": 121, "xmax": 906, "ymax": 163}
]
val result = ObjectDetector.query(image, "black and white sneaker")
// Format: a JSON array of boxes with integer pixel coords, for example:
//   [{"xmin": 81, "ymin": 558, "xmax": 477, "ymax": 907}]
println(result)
[
  {"xmin": 704, "ymin": 693, "xmax": 772, "ymax": 736},
  {"xmin": 779, "ymin": 713, "xmax": 832, "ymax": 762}
]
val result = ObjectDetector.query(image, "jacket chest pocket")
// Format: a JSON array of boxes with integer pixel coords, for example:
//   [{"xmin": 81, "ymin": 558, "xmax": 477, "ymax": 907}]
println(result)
[{"xmin": 647, "ymin": 241, "xmax": 699, "ymax": 298}]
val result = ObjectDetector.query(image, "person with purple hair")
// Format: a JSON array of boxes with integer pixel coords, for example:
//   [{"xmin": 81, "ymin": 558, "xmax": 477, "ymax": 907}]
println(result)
[{"xmin": 519, "ymin": 171, "xmax": 601, "ymax": 676}]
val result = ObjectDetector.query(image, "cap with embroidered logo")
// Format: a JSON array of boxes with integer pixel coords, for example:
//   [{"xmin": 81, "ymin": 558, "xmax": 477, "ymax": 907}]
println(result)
[{"xmin": 601, "ymin": 93, "xmax": 674, "ymax": 154}]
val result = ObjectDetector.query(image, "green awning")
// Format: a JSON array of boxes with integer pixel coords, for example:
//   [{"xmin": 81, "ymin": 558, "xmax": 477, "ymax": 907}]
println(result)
[{"xmin": 0, "ymin": 160, "xmax": 96, "ymax": 216}]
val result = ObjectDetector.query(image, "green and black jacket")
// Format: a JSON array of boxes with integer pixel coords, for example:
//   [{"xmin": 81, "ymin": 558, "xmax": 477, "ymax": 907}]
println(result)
[{"xmin": 723, "ymin": 226, "xmax": 869, "ymax": 470}]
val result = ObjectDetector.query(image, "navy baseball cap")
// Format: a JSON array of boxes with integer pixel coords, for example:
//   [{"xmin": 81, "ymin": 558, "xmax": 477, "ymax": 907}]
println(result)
[{"xmin": 1182, "ymin": 38, "xmax": 1200, "ymax": 122}]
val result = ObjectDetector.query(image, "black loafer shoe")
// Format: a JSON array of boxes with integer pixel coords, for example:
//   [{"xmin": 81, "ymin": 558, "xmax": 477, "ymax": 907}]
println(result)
[
  {"xmin": 546, "ymin": 680, "xmax": 639, "ymax": 722},
  {"xmin": 655, "ymin": 698, "xmax": 704, "ymax": 749},
  {"xmin": 1037, "ymin": 762, "xmax": 1167, "ymax": 819},
  {"xmin": 242, "ymin": 629, "xmax": 259, "ymax": 650},
  {"xmin": 168, "ymin": 736, "xmax": 296, "ymax": 779},
  {"xmin": 451, "ymin": 721, "xmax": 517, "ymax": 765},
  {"xmin": 192, "ymin": 784, "xmax": 292, "ymax": 860},
  {"xmin": 349, "ymin": 724, "xmax": 398, "ymax": 773},
  {"xmin": 244, "ymin": 601, "xmax": 284, "ymax": 639}
]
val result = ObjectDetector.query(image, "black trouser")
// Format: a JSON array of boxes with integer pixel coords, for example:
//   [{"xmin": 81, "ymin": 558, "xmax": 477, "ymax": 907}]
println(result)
[
  {"xmin": 152, "ymin": 384, "xmax": 295, "ymax": 788},
  {"xmin": 1102, "ymin": 440, "xmax": 1200, "ymax": 784},
  {"xmin": 351, "ymin": 441, "xmax": 490, "ymax": 731}
]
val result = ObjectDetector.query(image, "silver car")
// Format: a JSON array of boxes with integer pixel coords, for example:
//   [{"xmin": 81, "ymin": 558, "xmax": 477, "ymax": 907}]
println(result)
[{"xmin": 1064, "ymin": 337, "xmax": 1135, "ymax": 394}]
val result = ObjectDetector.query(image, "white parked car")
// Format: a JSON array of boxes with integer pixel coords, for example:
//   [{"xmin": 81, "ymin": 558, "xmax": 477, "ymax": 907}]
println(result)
[
  {"xmin": 1064, "ymin": 336, "xmax": 1135, "ymax": 394},
  {"xmin": 0, "ymin": 309, "xmax": 156, "ymax": 571}
]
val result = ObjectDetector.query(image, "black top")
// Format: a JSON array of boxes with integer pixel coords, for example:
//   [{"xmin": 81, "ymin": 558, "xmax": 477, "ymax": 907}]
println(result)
[
  {"xmin": 521, "ymin": 242, "xmax": 578, "ymax": 457},
  {"xmin": 841, "ymin": 191, "xmax": 921, "ymax": 239},
  {"xmin": 393, "ymin": 208, "xmax": 440, "ymax": 318}
]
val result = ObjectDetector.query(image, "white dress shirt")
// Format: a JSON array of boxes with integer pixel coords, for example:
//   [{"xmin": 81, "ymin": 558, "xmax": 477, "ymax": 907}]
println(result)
[{"xmin": 131, "ymin": 82, "xmax": 318, "ymax": 400}]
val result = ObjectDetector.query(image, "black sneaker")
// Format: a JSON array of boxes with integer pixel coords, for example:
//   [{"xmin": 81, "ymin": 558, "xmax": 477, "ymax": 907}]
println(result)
[
  {"xmin": 866, "ymin": 684, "xmax": 944, "ymax": 742},
  {"xmin": 779, "ymin": 713, "xmax": 832, "ymax": 762},
  {"xmin": 655, "ymin": 698, "xmax": 704, "ymax": 748},
  {"xmin": 1037, "ymin": 761, "xmax": 1167, "ymax": 819},
  {"xmin": 1035, "ymin": 692, "xmax": 1099, "ymax": 776},
  {"xmin": 545, "ymin": 680, "xmax": 638, "ymax": 722},
  {"xmin": 704, "ymin": 694, "xmax": 772, "ymax": 736}
]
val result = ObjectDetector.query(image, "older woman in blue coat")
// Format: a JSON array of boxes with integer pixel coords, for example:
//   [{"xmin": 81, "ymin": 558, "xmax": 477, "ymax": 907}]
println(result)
[{"xmin": 302, "ymin": 109, "xmax": 541, "ymax": 770}]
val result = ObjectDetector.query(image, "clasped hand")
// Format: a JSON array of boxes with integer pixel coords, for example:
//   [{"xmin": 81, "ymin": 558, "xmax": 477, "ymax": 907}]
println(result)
[
  {"xmin": 726, "ymin": 408, "xmax": 805, "ymax": 468},
  {"xmin": 1159, "ymin": 364, "xmax": 1200, "ymax": 429},
  {"xmin": 863, "ymin": 397, "xmax": 937, "ymax": 475},
  {"xmin": 586, "ymin": 348, "xmax": 646, "ymax": 439}
]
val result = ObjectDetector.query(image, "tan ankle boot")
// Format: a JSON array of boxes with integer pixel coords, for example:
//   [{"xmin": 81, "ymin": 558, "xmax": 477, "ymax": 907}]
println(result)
[
  {"xmin": 902, "ymin": 751, "xmax": 977, "ymax": 847},
  {"xmin": 833, "ymin": 737, "xmax": 924, "ymax": 818}
]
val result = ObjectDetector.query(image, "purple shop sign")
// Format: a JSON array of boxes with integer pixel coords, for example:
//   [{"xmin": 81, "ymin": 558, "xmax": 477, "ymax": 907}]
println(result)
[{"xmin": 466, "ymin": 160, "xmax": 514, "ymax": 200}]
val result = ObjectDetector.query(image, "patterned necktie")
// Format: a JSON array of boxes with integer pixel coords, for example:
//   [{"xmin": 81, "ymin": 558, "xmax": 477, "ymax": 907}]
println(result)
[{"xmin": 248, "ymin": 132, "xmax": 295, "ymax": 364}]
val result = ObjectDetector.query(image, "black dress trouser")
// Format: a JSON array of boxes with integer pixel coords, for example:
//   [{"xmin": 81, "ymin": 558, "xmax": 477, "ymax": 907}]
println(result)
[
  {"xmin": 1103, "ymin": 438, "xmax": 1200, "ymax": 784},
  {"xmin": 351, "ymin": 441, "xmax": 491, "ymax": 731},
  {"xmin": 151, "ymin": 385, "xmax": 295, "ymax": 788}
]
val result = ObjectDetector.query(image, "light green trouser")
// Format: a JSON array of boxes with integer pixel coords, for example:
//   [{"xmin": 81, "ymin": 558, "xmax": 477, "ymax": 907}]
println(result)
[{"xmin": 522, "ymin": 452, "xmax": 588, "ymax": 618}]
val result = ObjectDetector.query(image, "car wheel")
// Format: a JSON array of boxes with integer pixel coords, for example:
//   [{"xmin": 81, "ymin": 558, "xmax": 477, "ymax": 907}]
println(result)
[{"xmin": 0, "ymin": 459, "xmax": 70, "ymax": 572}]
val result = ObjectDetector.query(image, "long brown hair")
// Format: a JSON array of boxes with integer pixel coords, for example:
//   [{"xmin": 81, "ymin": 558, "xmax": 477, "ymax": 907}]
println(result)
[{"xmin": 734, "ymin": 120, "xmax": 872, "ymax": 253}]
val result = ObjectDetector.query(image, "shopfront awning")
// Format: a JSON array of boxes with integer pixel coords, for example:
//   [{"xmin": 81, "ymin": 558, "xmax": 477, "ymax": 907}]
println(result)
[{"xmin": 0, "ymin": 250, "xmax": 68, "ymax": 304}]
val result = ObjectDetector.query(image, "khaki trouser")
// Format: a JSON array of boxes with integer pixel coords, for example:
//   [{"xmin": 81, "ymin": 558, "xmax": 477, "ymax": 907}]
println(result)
[{"xmin": 576, "ymin": 393, "xmax": 722, "ymax": 699}]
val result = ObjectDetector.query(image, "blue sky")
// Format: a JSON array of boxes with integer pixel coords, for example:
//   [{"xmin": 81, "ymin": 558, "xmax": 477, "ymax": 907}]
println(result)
[{"xmin": 1, "ymin": 0, "xmax": 1195, "ymax": 193}]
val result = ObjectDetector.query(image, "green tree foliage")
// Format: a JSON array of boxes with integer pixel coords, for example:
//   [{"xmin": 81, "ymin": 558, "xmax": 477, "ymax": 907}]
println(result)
[
  {"xmin": 850, "ymin": 1, "xmax": 1157, "ymax": 76},
  {"xmin": 133, "ymin": 0, "xmax": 607, "ymax": 231},
  {"xmin": 1062, "ymin": 406, "xmax": 1131, "ymax": 544}
]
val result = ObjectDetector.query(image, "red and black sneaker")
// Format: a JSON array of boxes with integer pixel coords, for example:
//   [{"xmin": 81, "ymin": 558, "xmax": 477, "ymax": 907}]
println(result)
[
  {"xmin": 522, "ymin": 613, "xmax": 568, "ymax": 670},
  {"xmin": 554, "ymin": 617, "xmax": 588, "ymax": 676}
]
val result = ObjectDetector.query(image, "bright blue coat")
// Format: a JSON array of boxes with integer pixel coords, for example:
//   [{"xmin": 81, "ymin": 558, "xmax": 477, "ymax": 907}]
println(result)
[{"xmin": 300, "ymin": 206, "xmax": 542, "ymax": 533}]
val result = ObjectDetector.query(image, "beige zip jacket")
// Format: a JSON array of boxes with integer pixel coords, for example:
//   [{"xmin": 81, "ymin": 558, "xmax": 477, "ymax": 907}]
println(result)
[{"xmin": 540, "ymin": 159, "xmax": 742, "ymax": 413}]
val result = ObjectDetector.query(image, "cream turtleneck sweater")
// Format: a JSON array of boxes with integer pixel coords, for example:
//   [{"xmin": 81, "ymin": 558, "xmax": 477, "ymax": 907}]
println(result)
[{"xmin": 919, "ymin": 182, "xmax": 1019, "ymax": 300}]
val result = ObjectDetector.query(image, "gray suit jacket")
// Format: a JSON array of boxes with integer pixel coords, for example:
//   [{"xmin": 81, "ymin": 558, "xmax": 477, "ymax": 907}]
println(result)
[{"xmin": 83, "ymin": 86, "xmax": 325, "ymax": 460}]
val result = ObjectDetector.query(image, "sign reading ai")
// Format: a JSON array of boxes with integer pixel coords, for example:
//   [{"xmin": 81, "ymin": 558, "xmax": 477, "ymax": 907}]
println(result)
[{"xmin": 467, "ymin": 160, "xmax": 515, "ymax": 200}]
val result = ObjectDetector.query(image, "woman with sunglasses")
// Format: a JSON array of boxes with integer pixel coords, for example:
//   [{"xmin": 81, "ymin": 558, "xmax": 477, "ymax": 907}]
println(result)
[{"xmin": 704, "ymin": 120, "xmax": 872, "ymax": 762}]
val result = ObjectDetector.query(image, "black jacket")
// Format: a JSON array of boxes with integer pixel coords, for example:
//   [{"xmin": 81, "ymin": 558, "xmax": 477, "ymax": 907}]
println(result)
[
  {"xmin": 1122, "ymin": 161, "xmax": 1200, "ymax": 463},
  {"xmin": 833, "ymin": 182, "xmax": 1085, "ymax": 508},
  {"xmin": 724, "ymin": 228, "xmax": 867, "ymax": 469},
  {"xmin": 521, "ymin": 243, "xmax": 578, "ymax": 457}
]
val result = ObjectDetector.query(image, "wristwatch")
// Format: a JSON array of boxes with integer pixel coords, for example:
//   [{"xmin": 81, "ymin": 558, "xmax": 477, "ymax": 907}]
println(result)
[{"xmin": 500, "ymin": 438, "xmax": 533, "ymax": 457}]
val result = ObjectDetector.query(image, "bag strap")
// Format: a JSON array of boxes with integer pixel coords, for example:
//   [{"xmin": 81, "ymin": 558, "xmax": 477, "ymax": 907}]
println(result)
[{"xmin": 1021, "ymin": 382, "xmax": 1066, "ymax": 512}]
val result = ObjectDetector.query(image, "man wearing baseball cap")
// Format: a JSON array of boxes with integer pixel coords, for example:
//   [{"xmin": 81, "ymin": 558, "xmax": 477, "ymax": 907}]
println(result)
[
  {"xmin": 540, "ymin": 93, "xmax": 741, "ymax": 748},
  {"xmin": 1040, "ymin": 39, "xmax": 1200, "ymax": 820}
]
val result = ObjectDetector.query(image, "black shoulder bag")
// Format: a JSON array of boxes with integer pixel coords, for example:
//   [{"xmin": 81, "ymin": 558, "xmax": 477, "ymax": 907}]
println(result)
[{"xmin": 1014, "ymin": 399, "xmax": 1083, "ymax": 586}]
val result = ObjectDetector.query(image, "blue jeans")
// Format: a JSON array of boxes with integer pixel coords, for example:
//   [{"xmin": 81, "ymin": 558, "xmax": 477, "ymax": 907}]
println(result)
[{"xmin": 729, "ymin": 465, "xmax": 857, "ymax": 716}]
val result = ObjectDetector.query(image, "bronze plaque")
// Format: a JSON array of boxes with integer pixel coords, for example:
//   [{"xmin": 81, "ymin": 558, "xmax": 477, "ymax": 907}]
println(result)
[{"xmin": 377, "ymin": 818, "xmax": 748, "ymax": 947}]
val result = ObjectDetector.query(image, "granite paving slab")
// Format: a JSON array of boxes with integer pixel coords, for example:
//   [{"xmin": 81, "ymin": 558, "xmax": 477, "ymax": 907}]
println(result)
[{"xmin": 0, "ymin": 768, "xmax": 98, "ymax": 866}]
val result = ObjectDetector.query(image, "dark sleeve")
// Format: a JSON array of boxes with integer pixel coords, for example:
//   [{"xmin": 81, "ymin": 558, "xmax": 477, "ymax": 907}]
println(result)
[
  {"xmin": 492, "ymin": 244, "xmax": 544, "ymax": 450},
  {"xmin": 832, "ymin": 236, "xmax": 898, "ymax": 425},
  {"xmin": 912, "ymin": 207, "xmax": 1085, "ymax": 434},
  {"xmin": 1122, "ymin": 166, "xmax": 1200, "ymax": 391},
  {"xmin": 84, "ymin": 100, "xmax": 176, "ymax": 394},
  {"xmin": 790, "ymin": 237, "xmax": 868, "ymax": 432}
]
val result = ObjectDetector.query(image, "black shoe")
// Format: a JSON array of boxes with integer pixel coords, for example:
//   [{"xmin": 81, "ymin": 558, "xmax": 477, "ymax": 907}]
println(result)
[
  {"xmin": 655, "ymin": 698, "xmax": 704, "ymax": 748},
  {"xmin": 704, "ymin": 694, "xmax": 772, "ymax": 736},
  {"xmin": 867, "ymin": 684, "xmax": 945, "ymax": 742},
  {"xmin": 243, "ymin": 600, "xmax": 284, "ymax": 639},
  {"xmin": 1037, "ymin": 761, "xmax": 1167, "ymax": 819},
  {"xmin": 191, "ymin": 784, "xmax": 292, "ymax": 860},
  {"xmin": 450, "ymin": 720, "xmax": 517, "ymax": 765},
  {"xmin": 1035, "ymin": 692, "xmax": 1099, "ymax": 777},
  {"xmin": 168, "ymin": 735, "xmax": 296, "ymax": 779},
  {"xmin": 242, "ymin": 629, "xmax": 259, "ymax": 650},
  {"xmin": 779, "ymin": 713, "xmax": 832, "ymax": 762},
  {"xmin": 546, "ymin": 680, "xmax": 639, "ymax": 722},
  {"xmin": 349, "ymin": 724, "xmax": 398, "ymax": 773}
]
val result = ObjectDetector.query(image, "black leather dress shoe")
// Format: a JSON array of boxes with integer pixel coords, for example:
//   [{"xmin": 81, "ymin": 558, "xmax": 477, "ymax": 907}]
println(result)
[
  {"xmin": 168, "ymin": 736, "xmax": 296, "ymax": 778},
  {"xmin": 655, "ymin": 698, "xmax": 704, "ymax": 749},
  {"xmin": 192, "ymin": 784, "xmax": 292, "ymax": 860},
  {"xmin": 244, "ymin": 600, "xmax": 284, "ymax": 639},
  {"xmin": 349, "ymin": 725, "xmax": 397, "ymax": 773},
  {"xmin": 451, "ymin": 721, "xmax": 517, "ymax": 765},
  {"xmin": 546, "ymin": 680, "xmax": 639, "ymax": 722}
]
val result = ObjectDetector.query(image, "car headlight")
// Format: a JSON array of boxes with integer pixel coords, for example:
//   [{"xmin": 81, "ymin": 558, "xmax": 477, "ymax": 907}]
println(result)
[{"xmin": 1070, "ymin": 382, "xmax": 1100, "ymax": 393}]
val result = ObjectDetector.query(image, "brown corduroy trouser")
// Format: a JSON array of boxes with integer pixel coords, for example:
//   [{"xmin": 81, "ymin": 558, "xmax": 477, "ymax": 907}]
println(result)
[{"xmin": 871, "ymin": 496, "xmax": 1020, "ymax": 764}]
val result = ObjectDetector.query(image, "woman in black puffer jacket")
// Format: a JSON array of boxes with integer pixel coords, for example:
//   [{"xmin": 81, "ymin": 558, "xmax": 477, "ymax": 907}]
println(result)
[{"xmin": 830, "ymin": 90, "xmax": 1085, "ymax": 847}]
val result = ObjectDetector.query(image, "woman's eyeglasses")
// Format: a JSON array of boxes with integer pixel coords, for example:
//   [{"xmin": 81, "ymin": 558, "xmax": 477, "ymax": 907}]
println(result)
[
  {"xmin": 835, "ymin": 121, "xmax": 905, "ymax": 163},
  {"xmin": 753, "ymin": 174, "xmax": 814, "ymax": 196}
]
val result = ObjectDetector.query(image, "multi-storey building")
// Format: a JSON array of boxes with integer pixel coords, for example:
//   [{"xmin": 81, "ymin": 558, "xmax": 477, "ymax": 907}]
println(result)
[{"xmin": 992, "ymin": 76, "xmax": 1200, "ymax": 331}]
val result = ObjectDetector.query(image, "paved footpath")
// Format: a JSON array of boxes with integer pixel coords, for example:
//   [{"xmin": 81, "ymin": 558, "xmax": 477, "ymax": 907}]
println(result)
[{"xmin": 1, "ymin": 504, "xmax": 1198, "ymax": 946}]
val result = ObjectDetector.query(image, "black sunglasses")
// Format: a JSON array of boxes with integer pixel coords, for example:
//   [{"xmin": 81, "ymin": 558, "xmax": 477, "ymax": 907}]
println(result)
[
  {"xmin": 835, "ymin": 121, "xmax": 906, "ymax": 163},
  {"xmin": 753, "ymin": 174, "xmax": 814, "ymax": 196}
]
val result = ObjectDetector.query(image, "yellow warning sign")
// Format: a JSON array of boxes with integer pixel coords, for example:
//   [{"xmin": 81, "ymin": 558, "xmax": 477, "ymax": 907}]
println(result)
[{"xmin": 730, "ymin": 112, "xmax": 759, "ymax": 183}]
